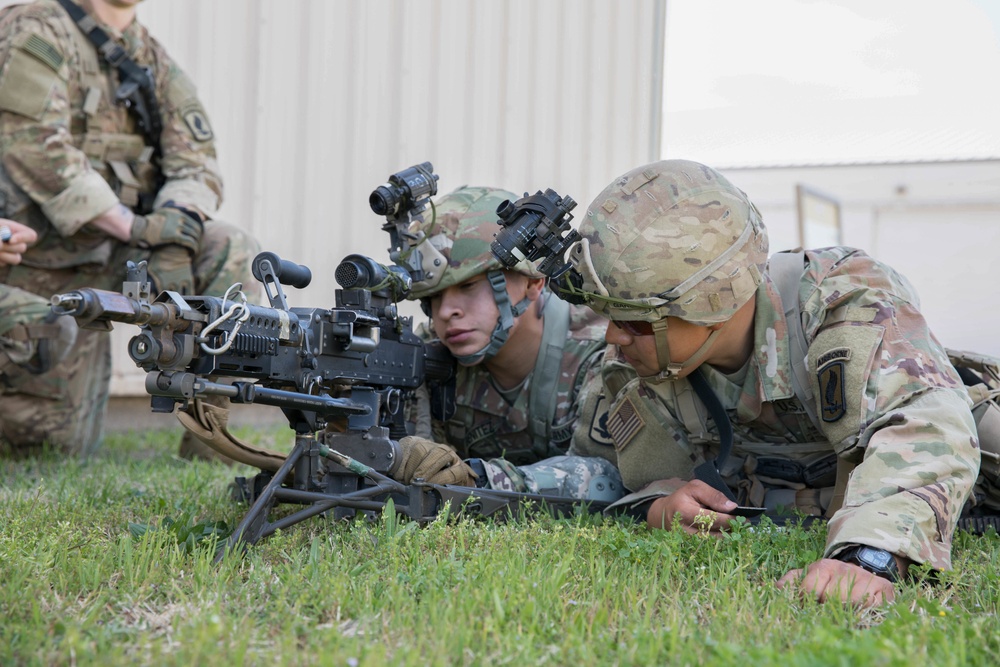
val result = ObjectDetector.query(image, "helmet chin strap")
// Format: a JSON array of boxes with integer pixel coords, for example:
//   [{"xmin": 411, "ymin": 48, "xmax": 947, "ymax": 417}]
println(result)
[
  {"xmin": 638, "ymin": 318, "xmax": 724, "ymax": 383},
  {"xmin": 453, "ymin": 270, "xmax": 532, "ymax": 366}
]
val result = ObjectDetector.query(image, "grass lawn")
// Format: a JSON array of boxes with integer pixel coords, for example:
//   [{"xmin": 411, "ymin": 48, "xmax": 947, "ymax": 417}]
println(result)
[{"xmin": 2, "ymin": 422, "xmax": 998, "ymax": 666}]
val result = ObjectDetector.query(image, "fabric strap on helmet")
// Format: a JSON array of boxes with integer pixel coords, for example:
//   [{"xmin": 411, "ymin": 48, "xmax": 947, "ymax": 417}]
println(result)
[
  {"xmin": 645, "ymin": 318, "xmax": 725, "ymax": 383},
  {"xmin": 453, "ymin": 270, "xmax": 532, "ymax": 365}
]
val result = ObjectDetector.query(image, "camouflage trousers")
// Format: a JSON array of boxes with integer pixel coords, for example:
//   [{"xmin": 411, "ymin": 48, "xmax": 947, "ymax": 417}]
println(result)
[
  {"xmin": 482, "ymin": 455, "xmax": 625, "ymax": 503},
  {"xmin": 0, "ymin": 220, "xmax": 259, "ymax": 456}
]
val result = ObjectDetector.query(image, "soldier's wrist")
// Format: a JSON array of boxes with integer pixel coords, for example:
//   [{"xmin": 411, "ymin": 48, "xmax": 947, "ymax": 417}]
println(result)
[
  {"xmin": 833, "ymin": 544, "xmax": 903, "ymax": 583},
  {"xmin": 90, "ymin": 203, "xmax": 135, "ymax": 242}
]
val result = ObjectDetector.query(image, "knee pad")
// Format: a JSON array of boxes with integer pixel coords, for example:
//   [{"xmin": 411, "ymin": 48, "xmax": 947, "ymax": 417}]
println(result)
[{"xmin": 1, "ymin": 312, "xmax": 78, "ymax": 376}]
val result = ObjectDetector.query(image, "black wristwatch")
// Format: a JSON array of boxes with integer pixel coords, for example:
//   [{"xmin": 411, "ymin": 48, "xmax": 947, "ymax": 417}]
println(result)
[{"xmin": 834, "ymin": 544, "xmax": 900, "ymax": 583}]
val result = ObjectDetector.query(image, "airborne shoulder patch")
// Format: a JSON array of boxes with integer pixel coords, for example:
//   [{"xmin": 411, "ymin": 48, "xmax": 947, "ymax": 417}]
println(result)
[
  {"xmin": 817, "ymin": 345, "xmax": 851, "ymax": 422},
  {"xmin": 806, "ymin": 324, "xmax": 885, "ymax": 446},
  {"xmin": 182, "ymin": 105, "xmax": 213, "ymax": 141},
  {"xmin": 818, "ymin": 359, "xmax": 847, "ymax": 422}
]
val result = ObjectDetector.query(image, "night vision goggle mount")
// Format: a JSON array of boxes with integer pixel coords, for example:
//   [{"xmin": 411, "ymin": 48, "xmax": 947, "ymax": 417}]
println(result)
[
  {"xmin": 490, "ymin": 188, "xmax": 586, "ymax": 304},
  {"xmin": 368, "ymin": 161, "xmax": 440, "ymax": 288}
]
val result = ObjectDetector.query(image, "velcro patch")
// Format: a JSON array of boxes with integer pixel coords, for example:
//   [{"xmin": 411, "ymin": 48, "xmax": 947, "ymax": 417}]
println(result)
[
  {"xmin": 0, "ymin": 26, "xmax": 67, "ymax": 120},
  {"xmin": 608, "ymin": 395, "xmax": 645, "ymax": 451},
  {"xmin": 22, "ymin": 33, "xmax": 64, "ymax": 72},
  {"xmin": 588, "ymin": 392, "xmax": 614, "ymax": 446},
  {"xmin": 807, "ymin": 323, "xmax": 884, "ymax": 447},
  {"xmin": 182, "ymin": 106, "xmax": 213, "ymax": 141},
  {"xmin": 465, "ymin": 421, "xmax": 497, "ymax": 448}
]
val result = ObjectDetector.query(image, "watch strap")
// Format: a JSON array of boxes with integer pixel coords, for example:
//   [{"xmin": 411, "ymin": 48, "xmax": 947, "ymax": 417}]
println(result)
[{"xmin": 834, "ymin": 544, "xmax": 899, "ymax": 583}]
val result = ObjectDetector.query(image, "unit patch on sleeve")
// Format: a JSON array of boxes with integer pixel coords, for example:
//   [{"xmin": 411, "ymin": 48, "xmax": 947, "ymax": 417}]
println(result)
[
  {"xmin": 817, "ymin": 352, "xmax": 849, "ymax": 422},
  {"xmin": 588, "ymin": 392, "xmax": 614, "ymax": 446},
  {"xmin": 817, "ymin": 346, "xmax": 851, "ymax": 422},
  {"xmin": 182, "ymin": 106, "xmax": 213, "ymax": 141},
  {"xmin": 807, "ymin": 324, "xmax": 885, "ymax": 447}
]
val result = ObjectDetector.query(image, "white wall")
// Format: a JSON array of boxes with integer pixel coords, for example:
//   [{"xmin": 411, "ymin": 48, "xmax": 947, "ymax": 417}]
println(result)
[
  {"xmin": 719, "ymin": 160, "xmax": 1000, "ymax": 356},
  {"xmin": 0, "ymin": 0, "xmax": 666, "ymax": 393}
]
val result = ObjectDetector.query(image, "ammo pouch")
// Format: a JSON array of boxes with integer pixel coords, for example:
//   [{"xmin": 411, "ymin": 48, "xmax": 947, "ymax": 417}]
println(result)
[{"xmin": 81, "ymin": 133, "xmax": 158, "ymax": 213}]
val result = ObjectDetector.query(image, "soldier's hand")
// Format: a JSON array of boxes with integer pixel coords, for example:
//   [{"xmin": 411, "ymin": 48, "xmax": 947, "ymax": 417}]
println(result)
[
  {"xmin": 776, "ymin": 558, "xmax": 896, "ymax": 608},
  {"xmin": 129, "ymin": 207, "xmax": 203, "ymax": 254},
  {"xmin": 145, "ymin": 244, "xmax": 195, "ymax": 294},
  {"xmin": 391, "ymin": 435, "xmax": 478, "ymax": 486},
  {"xmin": 0, "ymin": 219, "xmax": 37, "ymax": 265},
  {"xmin": 646, "ymin": 479, "xmax": 739, "ymax": 534}
]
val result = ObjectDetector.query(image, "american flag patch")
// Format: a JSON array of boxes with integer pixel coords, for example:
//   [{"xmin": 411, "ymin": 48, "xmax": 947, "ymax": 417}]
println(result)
[{"xmin": 608, "ymin": 396, "xmax": 645, "ymax": 451}]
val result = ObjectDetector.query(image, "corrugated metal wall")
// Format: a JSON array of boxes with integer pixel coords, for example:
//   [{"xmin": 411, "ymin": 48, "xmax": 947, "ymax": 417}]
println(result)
[{"xmin": 0, "ymin": 0, "xmax": 665, "ymax": 393}]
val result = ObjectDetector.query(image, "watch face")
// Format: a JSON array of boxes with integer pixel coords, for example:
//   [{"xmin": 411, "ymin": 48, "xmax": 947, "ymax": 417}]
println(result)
[{"xmin": 858, "ymin": 547, "xmax": 894, "ymax": 571}]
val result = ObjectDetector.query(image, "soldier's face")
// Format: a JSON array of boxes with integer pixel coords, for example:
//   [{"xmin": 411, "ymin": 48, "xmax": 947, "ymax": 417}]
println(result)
[
  {"xmin": 429, "ymin": 272, "xmax": 531, "ymax": 359},
  {"xmin": 605, "ymin": 316, "xmax": 714, "ymax": 378}
]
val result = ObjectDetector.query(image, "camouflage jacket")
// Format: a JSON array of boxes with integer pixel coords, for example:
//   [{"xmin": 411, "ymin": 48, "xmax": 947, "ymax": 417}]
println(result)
[
  {"xmin": 0, "ymin": 0, "xmax": 222, "ymax": 269},
  {"xmin": 0, "ymin": 282, "xmax": 54, "ymax": 374},
  {"xmin": 584, "ymin": 247, "xmax": 979, "ymax": 571},
  {"xmin": 420, "ymin": 295, "xmax": 611, "ymax": 466}
]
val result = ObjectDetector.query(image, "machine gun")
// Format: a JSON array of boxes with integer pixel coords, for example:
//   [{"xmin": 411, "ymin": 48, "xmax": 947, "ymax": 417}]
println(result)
[{"xmin": 51, "ymin": 163, "xmax": 611, "ymax": 556}]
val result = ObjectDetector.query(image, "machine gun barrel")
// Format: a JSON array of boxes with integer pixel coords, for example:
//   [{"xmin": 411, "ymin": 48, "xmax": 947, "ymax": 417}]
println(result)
[{"xmin": 50, "ymin": 288, "xmax": 173, "ymax": 331}]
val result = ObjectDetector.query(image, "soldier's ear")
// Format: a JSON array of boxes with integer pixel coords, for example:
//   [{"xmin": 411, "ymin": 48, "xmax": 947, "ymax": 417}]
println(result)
[{"xmin": 525, "ymin": 277, "xmax": 546, "ymax": 300}]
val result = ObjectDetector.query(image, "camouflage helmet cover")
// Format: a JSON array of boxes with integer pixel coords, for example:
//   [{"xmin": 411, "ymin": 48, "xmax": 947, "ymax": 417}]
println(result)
[
  {"xmin": 569, "ymin": 159, "xmax": 768, "ymax": 326},
  {"xmin": 407, "ymin": 186, "xmax": 545, "ymax": 300}
]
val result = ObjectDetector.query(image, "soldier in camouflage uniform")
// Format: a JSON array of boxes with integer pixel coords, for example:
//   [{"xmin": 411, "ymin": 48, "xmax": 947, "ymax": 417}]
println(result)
[
  {"xmin": 1, "ymin": 219, "xmax": 78, "ymax": 430},
  {"xmin": 392, "ymin": 185, "xmax": 622, "ymax": 502},
  {"xmin": 0, "ymin": 0, "xmax": 258, "ymax": 457},
  {"xmin": 556, "ymin": 158, "xmax": 982, "ymax": 606}
]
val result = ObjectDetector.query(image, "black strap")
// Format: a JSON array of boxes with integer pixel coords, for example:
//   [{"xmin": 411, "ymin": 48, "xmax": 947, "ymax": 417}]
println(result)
[
  {"xmin": 465, "ymin": 458, "xmax": 491, "ymax": 489},
  {"xmin": 957, "ymin": 515, "xmax": 1000, "ymax": 535},
  {"xmin": 688, "ymin": 368, "xmax": 739, "ymax": 503},
  {"xmin": 55, "ymin": 0, "xmax": 164, "ymax": 175}
]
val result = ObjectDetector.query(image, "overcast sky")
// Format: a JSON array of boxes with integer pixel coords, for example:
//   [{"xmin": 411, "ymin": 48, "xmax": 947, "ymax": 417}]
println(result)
[{"xmin": 662, "ymin": 0, "xmax": 1000, "ymax": 166}]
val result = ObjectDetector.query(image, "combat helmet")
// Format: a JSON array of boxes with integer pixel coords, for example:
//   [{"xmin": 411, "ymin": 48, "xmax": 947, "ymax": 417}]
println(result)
[
  {"xmin": 564, "ymin": 159, "xmax": 768, "ymax": 379},
  {"xmin": 407, "ymin": 186, "xmax": 545, "ymax": 365}
]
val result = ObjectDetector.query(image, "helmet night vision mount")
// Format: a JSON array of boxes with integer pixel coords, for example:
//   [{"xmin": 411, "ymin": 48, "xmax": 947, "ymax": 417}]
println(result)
[{"xmin": 490, "ymin": 189, "xmax": 580, "ymax": 281}]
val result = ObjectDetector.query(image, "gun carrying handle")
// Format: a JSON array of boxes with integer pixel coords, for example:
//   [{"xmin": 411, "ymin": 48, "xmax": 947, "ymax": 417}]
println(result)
[{"xmin": 252, "ymin": 252, "xmax": 312, "ymax": 290}]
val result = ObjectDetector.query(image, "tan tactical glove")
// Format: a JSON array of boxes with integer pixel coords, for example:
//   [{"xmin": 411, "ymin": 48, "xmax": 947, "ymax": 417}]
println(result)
[
  {"xmin": 129, "ymin": 207, "xmax": 204, "ymax": 254},
  {"xmin": 145, "ymin": 245, "xmax": 195, "ymax": 294},
  {"xmin": 391, "ymin": 435, "xmax": 478, "ymax": 487}
]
